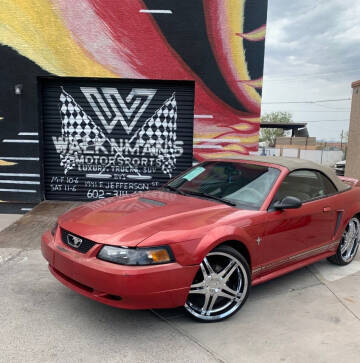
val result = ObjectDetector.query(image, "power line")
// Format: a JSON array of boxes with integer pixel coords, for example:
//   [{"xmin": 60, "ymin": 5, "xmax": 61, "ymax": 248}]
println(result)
[
  {"xmin": 296, "ymin": 119, "xmax": 349, "ymax": 123},
  {"xmin": 261, "ymin": 109, "xmax": 349, "ymax": 112},
  {"xmin": 264, "ymin": 68, "xmax": 360, "ymax": 82},
  {"xmin": 262, "ymin": 98, "xmax": 351, "ymax": 104},
  {"xmin": 314, "ymin": 103, "xmax": 350, "ymax": 111},
  {"xmin": 262, "ymin": 103, "xmax": 350, "ymax": 111},
  {"xmin": 264, "ymin": 66, "xmax": 359, "ymax": 79}
]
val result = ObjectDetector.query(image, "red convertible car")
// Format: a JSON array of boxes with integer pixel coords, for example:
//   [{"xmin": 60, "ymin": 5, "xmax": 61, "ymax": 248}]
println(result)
[{"xmin": 42, "ymin": 156, "xmax": 360, "ymax": 322}]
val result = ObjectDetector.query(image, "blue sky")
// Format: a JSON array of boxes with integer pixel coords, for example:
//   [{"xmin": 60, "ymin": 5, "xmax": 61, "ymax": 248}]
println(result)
[{"xmin": 261, "ymin": 0, "xmax": 359, "ymax": 141}]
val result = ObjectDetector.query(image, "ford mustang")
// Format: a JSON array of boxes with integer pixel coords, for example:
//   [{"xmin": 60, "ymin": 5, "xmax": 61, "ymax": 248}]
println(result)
[{"xmin": 41, "ymin": 156, "xmax": 360, "ymax": 322}]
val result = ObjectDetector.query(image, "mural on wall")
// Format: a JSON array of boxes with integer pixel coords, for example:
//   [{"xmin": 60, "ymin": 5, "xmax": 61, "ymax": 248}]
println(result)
[
  {"xmin": 57, "ymin": 88, "xmax": 179, "ymax": 178},
  {"xmin": 42, "ymin": 79, "xmax": 194, "ymax": 201},
  {"xmin": 0, "ymin": 0, "xmax": 268, "ymax": 202}
]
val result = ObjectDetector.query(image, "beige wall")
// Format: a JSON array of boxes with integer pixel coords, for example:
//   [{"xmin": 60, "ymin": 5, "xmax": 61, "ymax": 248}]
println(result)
[{"xmin": 345, "ymin": 80, "xmax": 360, "ymax": 178}]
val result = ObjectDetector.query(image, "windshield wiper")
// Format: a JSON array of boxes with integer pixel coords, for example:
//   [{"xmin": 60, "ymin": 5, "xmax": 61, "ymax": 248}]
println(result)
[
  {"xmin": 180, "ymin": 189, "xmax": 236, "ymax": 206},
  {"xmin": 161, "ymin": 185, "xmax": 187, "ymax": 196}
]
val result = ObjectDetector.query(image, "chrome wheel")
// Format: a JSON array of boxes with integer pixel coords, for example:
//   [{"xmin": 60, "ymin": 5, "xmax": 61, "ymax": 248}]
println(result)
[
  {"xmin": 340, "ymin": 217, "xmax": 360, "ymax": 262},
  {"xmin": 185, "ymin": 248, "xmax": 249, "ymax": 322}
]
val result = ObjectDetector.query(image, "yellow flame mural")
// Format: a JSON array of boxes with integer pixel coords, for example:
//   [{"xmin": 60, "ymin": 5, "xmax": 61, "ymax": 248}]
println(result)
[{"xmin": 0, "ymin": 0, "xmax": 115, "ymax": 77}]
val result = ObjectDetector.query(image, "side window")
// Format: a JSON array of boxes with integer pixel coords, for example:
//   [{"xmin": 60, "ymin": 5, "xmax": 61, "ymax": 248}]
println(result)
[
  {"xmin": 316, "ymin": 172, "xmax": 337, "ymax": 195},
  {"xmin": 273, "ymin": 169, "xmax": 337, "ymax": 204}
]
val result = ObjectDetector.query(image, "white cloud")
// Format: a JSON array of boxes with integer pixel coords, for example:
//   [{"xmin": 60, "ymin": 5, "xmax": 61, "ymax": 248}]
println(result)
[{"xmin": 261, "ymin": 0, "xmax": 357, "ymax": 140}]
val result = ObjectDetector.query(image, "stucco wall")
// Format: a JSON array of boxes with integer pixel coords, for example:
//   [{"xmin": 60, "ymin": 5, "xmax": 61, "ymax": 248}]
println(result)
[{"xmin": 345, "ymin": 81, "xmax": 360, "ymax": 179}]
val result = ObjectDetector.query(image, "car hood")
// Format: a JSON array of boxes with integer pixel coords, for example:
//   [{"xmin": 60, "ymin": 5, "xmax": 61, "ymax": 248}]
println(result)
[{"xmin": 58, "ymin": 191, "xmax": 241, "ymax": 246}]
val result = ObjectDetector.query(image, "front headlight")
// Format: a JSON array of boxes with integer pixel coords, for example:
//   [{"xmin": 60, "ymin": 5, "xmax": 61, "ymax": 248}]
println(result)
[{"xmin": 97, "ymin": 245, "xmax": 175, "ymax": 265}]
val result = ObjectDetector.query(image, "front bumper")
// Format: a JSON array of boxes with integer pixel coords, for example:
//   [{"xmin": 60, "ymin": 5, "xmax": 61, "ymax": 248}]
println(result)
[{"xmin": 41, "ymin": 229, "xmax": 199, "ymax": 309}]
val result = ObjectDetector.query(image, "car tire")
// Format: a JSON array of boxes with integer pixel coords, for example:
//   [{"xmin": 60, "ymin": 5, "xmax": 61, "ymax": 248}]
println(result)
[
  {"xmin": 184, "ymin": 245, "xmax": 251, "ymax": 322},
  {"xmin": 328, "ymin": 216, "xmax": 360, "ymax": 266}
]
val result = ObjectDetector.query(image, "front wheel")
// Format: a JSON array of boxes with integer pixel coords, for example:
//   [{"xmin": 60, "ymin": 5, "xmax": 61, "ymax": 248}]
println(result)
[
  {"xmin": 185, "ymin": 245, "xmax": 250, "ymax": 322},
  {"xmin": 328, "ymin": 216, "xmax": 360, "ymax": 265}
]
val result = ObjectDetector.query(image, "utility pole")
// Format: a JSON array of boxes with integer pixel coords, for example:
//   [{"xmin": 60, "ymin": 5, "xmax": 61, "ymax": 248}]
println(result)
[{"xmin": 340, "ymin": 130, "xmax": 344, "ymax": 150}]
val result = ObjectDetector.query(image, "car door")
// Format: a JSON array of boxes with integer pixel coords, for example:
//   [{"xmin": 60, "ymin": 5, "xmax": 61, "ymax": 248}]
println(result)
[{"xmin": 261, "ymin": 169, "xmax": 338, "ymax": 273}]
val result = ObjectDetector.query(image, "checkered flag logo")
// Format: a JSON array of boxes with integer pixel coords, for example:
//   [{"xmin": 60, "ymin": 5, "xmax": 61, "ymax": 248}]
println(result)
[
  {"xmin": 130, "ymin": 93, "xmax": 178, "ymax": 177},
  {"xmin": 58, "ymin": 88, "xmax": 108, "ymax": 174},
  {"xmin": 57, "ymin": 88, "xmax": 179, "ymax": 178}
]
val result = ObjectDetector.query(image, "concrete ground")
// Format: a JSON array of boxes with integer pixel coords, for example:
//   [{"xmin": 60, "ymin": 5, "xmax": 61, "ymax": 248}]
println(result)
[
  {"xmin": 0, "ymin": 214, "xmax": 22, "ymax": 232},
  {"xmin": 1, "ymin": 202, "xmax": 360, "ymax": 363}
]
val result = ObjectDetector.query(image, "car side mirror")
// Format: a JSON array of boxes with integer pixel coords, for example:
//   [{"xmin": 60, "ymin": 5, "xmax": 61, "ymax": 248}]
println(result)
[{"xmin": 273, "ymin": 196, "xmax": 302, "ymax": 210}]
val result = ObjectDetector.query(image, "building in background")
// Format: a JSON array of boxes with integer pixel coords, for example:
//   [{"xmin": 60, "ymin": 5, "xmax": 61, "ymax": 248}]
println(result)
[
  {"xmin": 316, "ymin": 141, "xmax": 347, "ymax": 151},
  {"xmin": 276, "ymin": 137, "xmax": 317, "ymax": 151},
  {"xmin": 0, "ymin": 0, "xmax": 268, "ymax": 203},
  {"xmin": 345, "ymin": 80, "xmax": 360, "ymax": 179},
  {"xmin": 255, "ymin": 122, "xmax": 344, "ymax": 166}
]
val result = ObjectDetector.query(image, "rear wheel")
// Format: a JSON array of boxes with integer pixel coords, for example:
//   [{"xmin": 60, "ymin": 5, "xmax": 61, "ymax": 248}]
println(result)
[
  {"xmin": 328, "ymin": 217, "xmax": 360, "ymax": 265},
  {"xmin": 185, "ymin": 245, "xmax": 250, "ymax": 322}
]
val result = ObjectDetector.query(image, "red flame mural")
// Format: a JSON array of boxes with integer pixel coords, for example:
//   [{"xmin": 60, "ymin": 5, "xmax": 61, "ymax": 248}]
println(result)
[{"xmin": 1, "ymin": 0, "xmax": 268, "ymax": 161}]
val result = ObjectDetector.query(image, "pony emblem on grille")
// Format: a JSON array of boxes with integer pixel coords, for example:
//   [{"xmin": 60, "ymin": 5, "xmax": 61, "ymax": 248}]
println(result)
[{"xmin": 67, "ymin": 234, "xmax": 83, "ymax": 249}]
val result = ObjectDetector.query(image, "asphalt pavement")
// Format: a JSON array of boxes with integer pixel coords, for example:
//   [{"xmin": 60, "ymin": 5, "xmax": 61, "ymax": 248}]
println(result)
[{"xmin": 1, "ymin": 202, "xmax": 360, "ymax": 362}]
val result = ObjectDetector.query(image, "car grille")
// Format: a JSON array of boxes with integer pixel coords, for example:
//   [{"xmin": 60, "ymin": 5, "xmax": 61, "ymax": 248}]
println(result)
[
  {"xmin": 335, "ymin": 169, "xmax": 345, "ymax": 176},
  {"xmin": 335, "ymin": 163, "xmax": 345, "ymax": 176},
  {"xmin": 61, "ymin": 228, "xmax": 97, "ymax": 254}
]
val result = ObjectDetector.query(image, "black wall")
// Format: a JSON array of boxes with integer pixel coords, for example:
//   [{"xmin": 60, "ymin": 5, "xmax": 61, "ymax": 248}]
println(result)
[{"xmin": 0, "ymin": 45, "xmax": 49, "ymax": 202}]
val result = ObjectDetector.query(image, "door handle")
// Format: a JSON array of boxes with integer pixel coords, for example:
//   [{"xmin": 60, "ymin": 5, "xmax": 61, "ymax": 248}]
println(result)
[{"xmin": 323, "ymin": 207, "xmax": 332, "ymax": 213}]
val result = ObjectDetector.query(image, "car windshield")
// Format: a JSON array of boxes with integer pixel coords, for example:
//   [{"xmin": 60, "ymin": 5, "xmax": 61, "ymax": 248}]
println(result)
[{"xmin": 166, "ymin": 161, "xmax": 280, "ymax": 209}]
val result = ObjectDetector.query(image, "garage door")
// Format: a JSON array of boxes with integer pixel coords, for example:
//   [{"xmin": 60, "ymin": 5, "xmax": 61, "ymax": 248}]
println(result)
[{"xmin": 41, "ymin": 78, "xmax": 194, "ymax": 201}]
